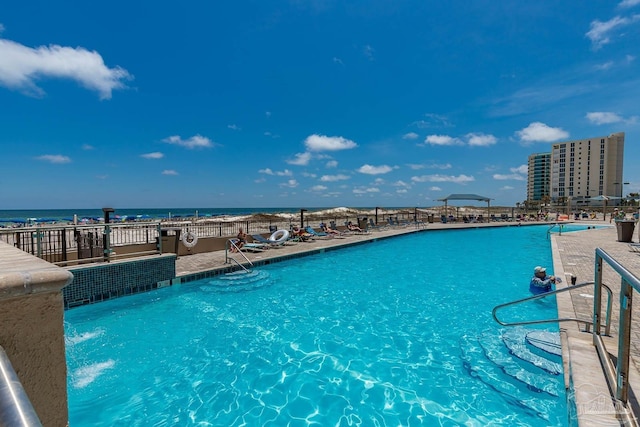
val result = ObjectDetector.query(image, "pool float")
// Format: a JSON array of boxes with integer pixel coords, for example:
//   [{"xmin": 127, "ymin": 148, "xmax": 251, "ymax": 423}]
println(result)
[{"xmin": 270, "ymin": 229, "xmax": 290, "ymax": 243}]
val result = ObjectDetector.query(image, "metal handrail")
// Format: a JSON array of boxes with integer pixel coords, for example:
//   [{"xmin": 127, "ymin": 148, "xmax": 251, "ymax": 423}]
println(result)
[
  {"xmin": 546, "ymin": 222, "xmax": 564, "ymax": 238},
  {"xmin": 0, "ymin": 346, "xmax": 43, "ymax": 427},
  {"xmin": 227, "ymin": 257, "xmax": 251, "ymax": 273},
  {"xmin": 492, "ymin": 281, "xmax": 613, "ymax": 335},
  {"xmin": 593, "ymin": 248, "xmax": 640, "ymax": 421},
  {"xmin": 224, "ymin": 239, "xmax": 253, "ymax": 268}
]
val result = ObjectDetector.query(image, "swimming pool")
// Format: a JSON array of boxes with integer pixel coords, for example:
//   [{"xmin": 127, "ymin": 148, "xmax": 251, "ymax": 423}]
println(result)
[{"xmin": 65, "ymin": 225, "xmax": 570, "ymax": 426}]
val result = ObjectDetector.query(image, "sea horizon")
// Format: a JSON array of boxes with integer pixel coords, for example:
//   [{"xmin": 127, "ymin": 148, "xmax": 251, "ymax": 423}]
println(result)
[{"xmin": 0, "ymin": 206, "xmax": 412, "ymax": 223}]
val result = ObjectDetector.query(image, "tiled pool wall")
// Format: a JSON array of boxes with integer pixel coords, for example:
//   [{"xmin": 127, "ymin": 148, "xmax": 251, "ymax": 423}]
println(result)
[{"xmin": 63, "ymin": 255, "xmax": 176, "ymax": 308}]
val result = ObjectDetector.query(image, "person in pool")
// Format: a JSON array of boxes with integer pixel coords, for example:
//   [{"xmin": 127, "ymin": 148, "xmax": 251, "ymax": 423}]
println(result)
[{"xmin": 529, "ymin": 266, "xmax": 561, "ymax": 295}]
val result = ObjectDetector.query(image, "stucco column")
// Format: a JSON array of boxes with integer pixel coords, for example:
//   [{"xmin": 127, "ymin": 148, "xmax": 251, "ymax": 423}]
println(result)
[{"xmin": 0, "ymin": 242, "xmax": 74, "ymax": 427}]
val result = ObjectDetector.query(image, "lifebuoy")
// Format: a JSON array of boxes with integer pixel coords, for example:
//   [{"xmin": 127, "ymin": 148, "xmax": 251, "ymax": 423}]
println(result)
[
  {"xmin": 182, "ymin": 231, "xmax": 198, "ymax": 248},
  {"xmin": 269, "ymin": 229, "xmax": 289, "ymax": 243}
]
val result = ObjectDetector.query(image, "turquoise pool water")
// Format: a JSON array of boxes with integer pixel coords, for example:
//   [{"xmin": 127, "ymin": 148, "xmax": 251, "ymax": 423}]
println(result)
[{"xmin": 65, "ymin": 225, "xmax": 576, "ymax": 426}]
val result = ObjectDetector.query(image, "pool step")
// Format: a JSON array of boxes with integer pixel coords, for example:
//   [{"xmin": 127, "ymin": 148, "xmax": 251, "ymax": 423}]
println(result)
[
  {"xmin": 459, "ymin": 335, "xmax": 555, "ymax": 420},
  {"xmin": 501, "ymin": 329, "xmax": 562, "ymax": 375},
  {"xmin": 525, "ymin": 330, "xmax": 562, "ymax": 357},
  {"xmin": 203, "ymin": 270, "xmax": 272, "ymax": 292},
  {"xmin": 479, "ymin": 332, "xmax": 561, "ymax": 397},
  {"xmin": 460, "ymin": 328, "xmax": 564, "ymax": 415}
]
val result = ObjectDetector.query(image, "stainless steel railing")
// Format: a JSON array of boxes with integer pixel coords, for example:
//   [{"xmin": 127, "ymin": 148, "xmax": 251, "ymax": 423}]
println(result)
[
  {"xmin": 0, "ymin": 346, "xmax": 43, "ymax": 427},
  {"xmin": 593, "ymin": 248, "xmax": 640, "ymax": 426},
  {"xmin": 492, "ymin": 281, "xmax": 613, "ymax": 335}
]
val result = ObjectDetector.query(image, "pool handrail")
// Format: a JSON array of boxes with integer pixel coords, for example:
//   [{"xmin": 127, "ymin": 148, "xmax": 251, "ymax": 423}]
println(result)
[
  {"xmin": 593, "ymin": 248, "xmax": 640, "ymax": 421},
  {"xmin": 0, "ymin": 345, "xmax": 43, "ymax": 427},
  {"xmin": 492, "ymin": 280, "xmax": 613, "ymax": 335},
  {"xmin": 224, "ymin": 239, "xmax": 253, "ymax": 270}
]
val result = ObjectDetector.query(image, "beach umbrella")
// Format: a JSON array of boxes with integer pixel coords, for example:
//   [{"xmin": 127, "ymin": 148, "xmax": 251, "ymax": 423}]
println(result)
[{"xmin": 5, "ymin": 218, "xmax": 27, "ymax": 223}]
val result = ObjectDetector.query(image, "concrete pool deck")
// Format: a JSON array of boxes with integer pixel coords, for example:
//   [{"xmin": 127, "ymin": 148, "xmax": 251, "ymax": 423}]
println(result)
[{"xmin": 174, "ymin": 220, "xmax": 640, "ymax": 426}]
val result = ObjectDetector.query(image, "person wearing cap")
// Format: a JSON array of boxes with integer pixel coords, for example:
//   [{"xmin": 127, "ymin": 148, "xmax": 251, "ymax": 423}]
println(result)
[{"xmin": 529, "ymin": 266, "xmax": 561, "ymax": 295}]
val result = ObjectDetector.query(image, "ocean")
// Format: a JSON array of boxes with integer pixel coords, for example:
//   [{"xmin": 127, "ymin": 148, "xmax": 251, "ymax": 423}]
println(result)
[{"xmin": 0, "ymin": 207, "xmax": 383, "ymax": 224}]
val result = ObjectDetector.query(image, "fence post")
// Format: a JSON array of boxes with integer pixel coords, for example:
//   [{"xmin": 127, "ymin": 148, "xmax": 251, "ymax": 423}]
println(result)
[
  {"xmin": 156, "ymin": 223, "xmax": 162, "ymax": 254},
  {"xmin": 616, "ymin": 280, "xmax": 633, "ymax": 402},
  {"xmin": 103, "ymin": 224, "xmax": 111, "ymax": 262},
  {"xmin": 35, "ymin": 227, "xmax": 42, "ymax": 259}
]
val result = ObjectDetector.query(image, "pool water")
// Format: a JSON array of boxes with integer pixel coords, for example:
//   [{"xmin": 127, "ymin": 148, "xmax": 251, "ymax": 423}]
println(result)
[{"xmin": 65, "ymin": 225, "xmax": 573, "ymax": 426}]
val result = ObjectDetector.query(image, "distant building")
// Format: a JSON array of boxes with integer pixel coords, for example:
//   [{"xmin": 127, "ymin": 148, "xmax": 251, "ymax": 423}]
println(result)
[
  {"xmin": 526, "ymin": 132, "xmax": 625, "ymax": 208},
  {"xmin": 527, "ymin": 152, "xmax": 551, "ymax": 203}
]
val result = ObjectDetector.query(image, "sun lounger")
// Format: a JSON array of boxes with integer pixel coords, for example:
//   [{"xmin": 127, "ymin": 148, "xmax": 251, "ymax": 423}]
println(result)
[
  {"xmin": 368, "ymin": 218, "xmax": 387, "ymax": 231},
  {"xmin": 305, "ymin": 226, "xmax": 333, "ymax": 239},
  {"xmin": 229, "ymin": 238, "xmax": 267, "ymax": 252},
  {"xmin": 251, "ymin": 234, "xmax": 285, "ymax": 248},
  {"xmin": 629, "ymin": 243, "xmax": 640, "ymax": 253}
]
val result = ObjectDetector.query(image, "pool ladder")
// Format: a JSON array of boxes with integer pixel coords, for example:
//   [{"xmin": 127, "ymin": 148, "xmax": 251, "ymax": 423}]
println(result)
[
  {"xmin": 546, "ymin": 223, "xmax": 564, "ymax": 238},
  {"xmin": 225, "ymin": 239, "xmax": 253, "ymax": 273},
  {"xmin": 492, "ymin": 281, "xmax": 612, "ymax": 335}
]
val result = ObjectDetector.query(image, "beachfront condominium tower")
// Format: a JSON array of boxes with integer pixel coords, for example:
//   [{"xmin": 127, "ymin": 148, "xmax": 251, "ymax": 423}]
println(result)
[
  {"xmin": 527, "ymin": 152, "xmax": 551, "ymax": 203},
  {"xmin": 550, "ymin": 132, "xmax": 625, "ymax": 207}
]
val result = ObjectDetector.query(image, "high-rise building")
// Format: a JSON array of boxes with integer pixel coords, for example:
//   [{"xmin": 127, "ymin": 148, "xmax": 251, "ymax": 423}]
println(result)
[
  {"xmin": 551, "ymin": 132, "xmax": 625, "ymax": 207},
  {"xmin": 526, "ymin": 132, "xmax": 625, "ymax": 208},
  {"xmin": 527, "ymin": 152, "xmax": 551, "ymax": 203}
]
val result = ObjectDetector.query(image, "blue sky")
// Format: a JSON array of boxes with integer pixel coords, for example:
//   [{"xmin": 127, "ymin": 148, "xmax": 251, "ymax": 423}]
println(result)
[{"xmin": 1, "ymin": 1, "xmax": 639, "ymax": 209}]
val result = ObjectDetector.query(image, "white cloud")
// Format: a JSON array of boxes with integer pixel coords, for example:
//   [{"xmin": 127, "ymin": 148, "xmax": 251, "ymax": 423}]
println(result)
[
  {"xmin": 311, "ymin": 185, "xmax": 328, "ymax": 191},
  {"xmin": 357, "ymin": 164, "xmax": 393, "ymax": 175},
  {"xmin": 411, "ymin": 174, "xmax": 475, "ymax": 184},
  {"xmin": 82, "ymin": 144, "xmax": 95, "ymax": 150},
  {"xmin": 403, "ymin": 132, "xmax": 419, "ymax": 140},
  {"xmin": 0, "ymin": 38, "xmax": 131, "ymax": 99},
  {"xmin": 493, "ymin": 173, "xmax": 525, "ymax": 181},
  {"xmin": 396, "ymin": 189, "xmax": 408, "ymax": 194},
  {"xmin": 466, "ymin": 132, "xmax": 497, "ymax": 147},
  {"xmin": 258, "ymin": 168, "xmax": 292, "ymax": 176},
  {"xmin": 163, "ymin": 134, "xmax": 215, "ymax": 149},
  {"xmin": 429, "ymin": 186, "xmax": 442, "ymax": 191},
  {"xmin": 393, "ymin": 180, "xmax": 411, "ymax": 188},
  {"xmin": 141, "ymin": 152, "xmax": 164, "ymax": 159},
  {"xmin": 287, "ymin": 152, "xmax": 312, "ymax": 166},
  {"xmin": 227, "ymin": 124, "xmax": 240, "ymax": 130},
  {"xmin": 265, "ymin": 111, "xmax": 271, "ymax": 118},
  {"xmin": 586, "ymin": 111, "xmax": 624, "ymax": 124},
  {"xmin": 595, "ymin": 61, "xmax": 614, "ymax": 70},
  {"xmin": 513, "ymin": 165, "xmax": 528, "ymax": 174},
  {"xmin": 413, "ymin": 113, "xmax": 452, "ymax": 129},
  {"xmin": 36, "ymin": 154, "xmax": 71, "ymax": 164},
  {"xmin": 320, "ymin": 174, "xmax": 350, "ymax": 182},
  {"xmin": 332, "ymin": 57, "xmax": 344, "ymax": 65},
  {"xmin": 162, "ymin": 169, "xmax": 178, "ymax": 175},
  {"xmin": 619, "ymin": 0, "xmax": 640, "ymax": 8},
  {"xmin": 353, "ymin": 187, "xmax": 380, "ymax": 194},
  {"xmin": 516, "ymin": 122, "xmax": 569, "ymax": 144},
  {"xmin": 363, "ymin": 44, "xmax": 375, "ymax": 61},
  {"xmin": 0, "ymin": 24, "xmax": 5, "ymax": 34},
  {"xmin": 325, "ymin": 160, "xmax": 338, "ymax": 168},
  {"xmin": 586, "ymin": 15, "xmax": 640, "ymax": 50},
  {"xmin": 424, "ymin": 134, "xmax": 464, "ymax": 146},
  {"xmin": 500, "ymin": 186, "xmax": 515, "ymax": 190},
  {"xmin": 304, "ymin": 134, "xmax": 357, "ymax": 151},
  {"xmin": 280, "ymin": 179, "xmax": 298, "ymax": 188}
]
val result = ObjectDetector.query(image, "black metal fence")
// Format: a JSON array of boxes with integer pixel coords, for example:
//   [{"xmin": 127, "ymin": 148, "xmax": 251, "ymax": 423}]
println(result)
[{"xmin": 0, "ymin": 211, "xmax": 428, "ymax": 265}]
